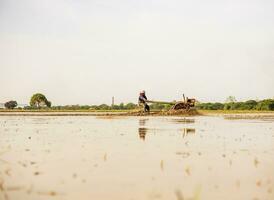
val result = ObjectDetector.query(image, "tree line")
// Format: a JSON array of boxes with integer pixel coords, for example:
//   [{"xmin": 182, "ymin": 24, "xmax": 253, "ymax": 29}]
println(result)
[
  {"xmin": 3, "ymin": 93, "xmax": 51, "ymax": 109},
  {"xmin": 196, "ymin": 99, "xmax": 274, "ymax": 111},
  {"xmin": 2, "ymin": 93, "xmax": 274, "ymax": 111},
  {"xmin": 3, "ymin": 93, "xmax": 173, "ymax": 110},
  {"xmin": 34, "ymin": 102, "xmax": 171, "ymax": 110}
]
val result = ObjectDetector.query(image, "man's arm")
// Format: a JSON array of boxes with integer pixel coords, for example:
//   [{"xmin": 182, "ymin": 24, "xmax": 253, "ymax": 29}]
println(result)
[
  {"xmin": 143, "ymin": 95, "xmax": 148, "ymax": 100},
  {"xmin": 139, "ymin": 96, "xmax": 147, "ymax": 102}
]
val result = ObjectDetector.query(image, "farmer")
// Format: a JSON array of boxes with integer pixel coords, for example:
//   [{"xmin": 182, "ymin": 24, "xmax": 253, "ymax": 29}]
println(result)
[{"xmin": 138, "ymin": 90, "xmax": 150, "ymax": 112}]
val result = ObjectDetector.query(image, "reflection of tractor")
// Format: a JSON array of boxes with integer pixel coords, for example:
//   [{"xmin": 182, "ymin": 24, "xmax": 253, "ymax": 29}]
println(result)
[{"xmin": 147, "ymin": 94, "xmax": 196, "ymax": 111}]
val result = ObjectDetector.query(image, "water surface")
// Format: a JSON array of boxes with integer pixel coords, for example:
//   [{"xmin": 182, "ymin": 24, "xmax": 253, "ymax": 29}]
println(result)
[{"xmin": 0, "ymin": 116, "xmax": 273, "ymax": 200}]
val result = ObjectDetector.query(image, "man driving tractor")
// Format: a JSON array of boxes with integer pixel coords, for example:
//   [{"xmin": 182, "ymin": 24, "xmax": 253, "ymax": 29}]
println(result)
[{"xmin": 138, "ymin": 90, "xmax": 150, "ymax": 112}]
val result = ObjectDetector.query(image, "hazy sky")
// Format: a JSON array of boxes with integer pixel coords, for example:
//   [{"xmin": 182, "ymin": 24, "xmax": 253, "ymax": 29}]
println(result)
[{"xmin": 1, "ymin": 0, "xmax": 274, "ymax": 105}]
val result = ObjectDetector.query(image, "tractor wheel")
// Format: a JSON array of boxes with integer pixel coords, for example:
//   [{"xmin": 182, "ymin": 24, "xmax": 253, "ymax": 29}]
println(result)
[{"xmin": 172, "ymin": 102, "xmax": 187, "ymax": 110}]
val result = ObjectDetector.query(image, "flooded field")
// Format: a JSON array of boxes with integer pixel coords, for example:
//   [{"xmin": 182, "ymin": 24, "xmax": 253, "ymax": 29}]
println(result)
[{"xmin": 0, "ymin": 115, "xmax": 274, "ymax": 200}]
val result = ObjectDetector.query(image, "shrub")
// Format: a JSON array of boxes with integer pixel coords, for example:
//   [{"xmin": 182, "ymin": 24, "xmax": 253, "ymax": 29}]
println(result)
[{"xmin": 4, "ymin": 101, "xmax": 18, "ymax": 109}]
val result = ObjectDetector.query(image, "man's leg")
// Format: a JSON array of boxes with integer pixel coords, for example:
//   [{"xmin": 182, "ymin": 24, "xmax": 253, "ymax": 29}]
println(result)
[
  {"xmin": 143, "ymin": 103, "xmax": 147, "ymax": 112},
  {"xmin": 145, "ymin": 104, "xmax": 150, "ymax": 112}
]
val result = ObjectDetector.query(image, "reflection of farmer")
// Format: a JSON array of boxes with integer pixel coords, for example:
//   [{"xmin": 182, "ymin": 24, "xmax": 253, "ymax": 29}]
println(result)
[
  {"xmin": 138, "ymin": 118, "xmax": 149, "ymax": 140},
  {"xmin": 138, "ymin": 127, "xmax": 147, "ymax": 140},
  {"xmin": 138, "ymin": 90, "xmax": 150, "ymax": 112}
]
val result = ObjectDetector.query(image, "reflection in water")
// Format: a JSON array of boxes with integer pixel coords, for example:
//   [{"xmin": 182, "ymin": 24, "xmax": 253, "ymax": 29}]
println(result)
[
  {"xmin": 160, "ymin": 160, "xmax": 164, "ymax": 171},
  {"xmin": 138, "ymin": 127, "xmax": 148, "ymax": 140},
  {"xmin": 1, "ymin": 116, "xmax": 274, "ymax": 200},
  {"xmin": 138, "ymin": 118, "xmax": 196, "ymax": 140},
  {"xmin": 182, "ymin": 128, "xmax": 196, "ymax": 138},
  {"xmin": 139, "ymin": 118, "xmax": 149, "ymax": 126},
  {"xmin": 139, "ymin": 119, "xmax": 149, "ymax": 140},
  {"xmin": 171, "ymin": 118, "xmax": 195, "ymax": 124}
]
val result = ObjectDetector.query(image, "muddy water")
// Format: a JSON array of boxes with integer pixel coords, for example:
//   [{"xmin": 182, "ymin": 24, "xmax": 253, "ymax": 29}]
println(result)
[{"xmin": 0, "ymin": 116, "xmax": 273, "ymax": 200}]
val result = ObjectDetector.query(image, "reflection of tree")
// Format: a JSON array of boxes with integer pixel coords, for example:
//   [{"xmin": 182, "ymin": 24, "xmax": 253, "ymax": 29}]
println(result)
[{"xmin": 139, "ymin": 119, "xmax": 149, "ymax": 140}]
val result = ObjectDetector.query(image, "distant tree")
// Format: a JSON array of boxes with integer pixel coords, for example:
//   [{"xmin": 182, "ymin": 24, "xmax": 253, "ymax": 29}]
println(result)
[
  {"xmin": 231, "ymin": 102, "xmax": 245, "ymax": 110},
  {"xmin": 45, "ymin": 101, "xmax": 52, "ymax": 108},
  {"xmin": 256, "ymin": 99, "xmax": 274, "ymax": 111},
  {"xmin": 98, "ymin": 104, "xmax": 110, "ymax": 110},
  {"xmin": 243, "ymin": 100, "xmax": 257, "ymax": 110},
  {"xmin": 224, "ymin": 103, "xmax": 232, "ymax": 110},
  {"xmin": 225, "ymin": 96, "xmax": 237, "ymax": 103},
  {"xmin": 150, "ymin": 103, "xmax": 166, "ymax": 110},
  {"xmin": 197, "ymin": 102, "xmax": 224, "ymax": 110},
  {"xmin": 124, "ymin": 103, "xmax": 137, "ymax": 110},
  {"xmin": 109, "ymin": 102, "xmax": 146, "ymax": 110},
  {"xmin": 119, "ymin": 103, "xmax": 125, "ymax": 110},
  {"xmin": 30, "ymin": 93, "xmax": 51, "ymax": 108},
  {"xmin": 80, "ymin": 105, "xmax": 91, "ymax": 110},
  {"xmin": 212, "ymin": 102, "xmax": 224, "ymax": 110},
  {"xmin": 4, "ymin": 100, "xmax": 17, "ymax": 109},
  {"xmin": 111, "ymin": 104, "xmax": 120, "ymax": 110}
]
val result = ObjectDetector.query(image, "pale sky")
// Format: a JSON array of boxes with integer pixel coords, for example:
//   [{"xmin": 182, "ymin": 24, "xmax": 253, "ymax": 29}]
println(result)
[{"xmin": 0, "ymin": 0, "xmax": 274, "ymax": 105}]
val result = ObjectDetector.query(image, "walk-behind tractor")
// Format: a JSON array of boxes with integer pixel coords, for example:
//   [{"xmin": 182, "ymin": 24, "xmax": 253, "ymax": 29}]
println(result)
[{"xmin": 147, "ymin": 94, "xmax": 196, "ymax": 111}]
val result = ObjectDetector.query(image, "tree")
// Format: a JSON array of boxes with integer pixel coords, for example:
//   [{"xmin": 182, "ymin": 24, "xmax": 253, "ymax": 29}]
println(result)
[
  {"xmin": 98, "ymin": 104, "xmax": 110, "ymax": 110},
  {"xmin": 225, "ymin": 96, "xmax": 237, "ymax": 103},
  {"xmin": 46, "ymin": 101, "xmax": 52, "ymax": 108},
  {"xmin": 30, "ymin": 93, "xmax": 51, "ymax": 108},
  {"xmin": 119, "ymin": 103, "xmax": 124, "ymax": 110},
  {"xmin": 243, "ymin": 100, "xmax": 257, "ymax": 110},
  {"xmin": 4, "ymin": 100, "xmax": 17, "ymax": 109},
  {"xmin": 111, "ymin": 104, "xmax": 120, "ymax": 110},
  {"xmin": 256, "ymin": 99, "xmax": 274, "ymax": 111},
  {"xmin": 124, "ymin": 103, "xmax": 137, "ymax": 110},
  {"xmin": 196, "ymin": 102, "xmax": 224, "ymax": 110},
  {"xmin": 224, "ymin": 103, "xmax": 232, "ymax": 110}
]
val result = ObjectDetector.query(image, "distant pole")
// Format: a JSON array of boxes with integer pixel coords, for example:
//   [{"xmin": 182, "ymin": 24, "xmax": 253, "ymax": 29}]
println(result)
[{"xmin": 112, "ymin": 96, "xmax": 114, "ymax": 106}]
